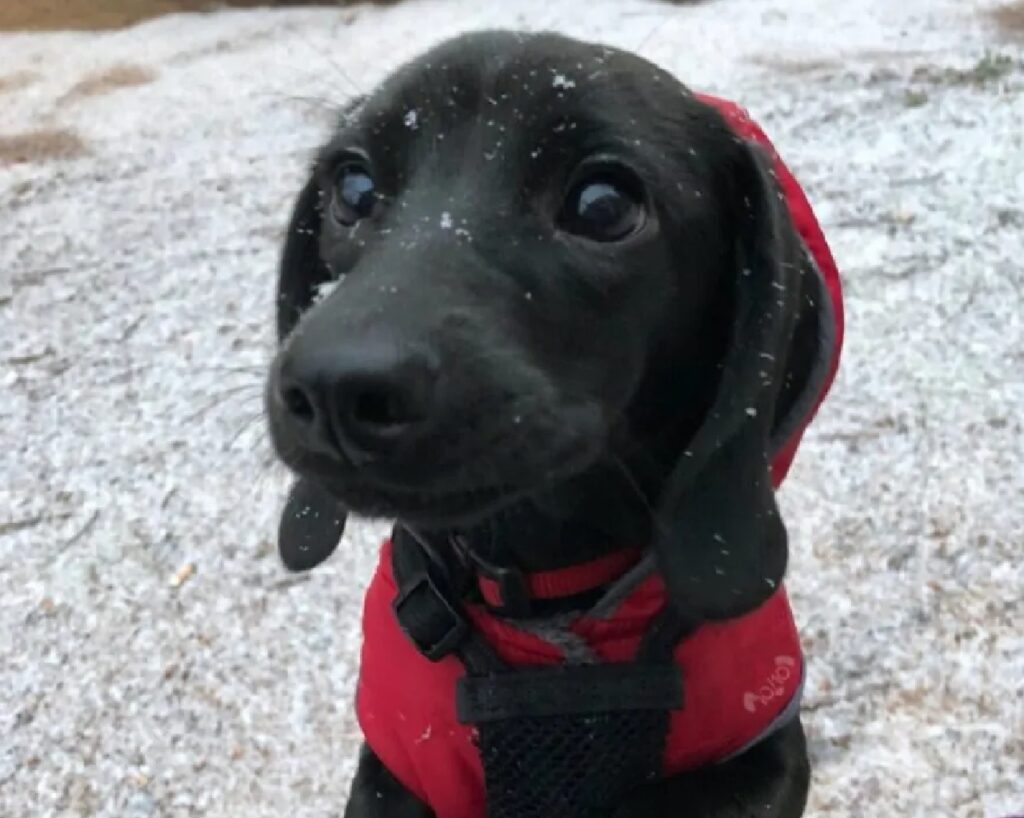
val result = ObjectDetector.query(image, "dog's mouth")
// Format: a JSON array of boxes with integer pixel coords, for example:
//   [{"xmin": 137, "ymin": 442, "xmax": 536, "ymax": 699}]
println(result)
[
  {"xmin": 319, "ymin": 477, "xmax": 523, "ymax": 526},
  {"xmin": 298, "ymin": 437, "xmax": 606, "ymax": 527},
  {"xmin": 269, "ymin": 386, "xmax": 611, "ymax": 527}
]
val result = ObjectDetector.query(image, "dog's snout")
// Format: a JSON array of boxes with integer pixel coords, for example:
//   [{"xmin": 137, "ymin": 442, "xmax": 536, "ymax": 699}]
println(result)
[{"xmin": 276, "ymin": 342, "xmax": 439, "ymax": 463}]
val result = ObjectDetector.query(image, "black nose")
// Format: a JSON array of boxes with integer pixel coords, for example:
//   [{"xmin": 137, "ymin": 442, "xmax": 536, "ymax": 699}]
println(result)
[{"xmin": 276, "ymin": 343, "xmax": 438, "ymax": 462}]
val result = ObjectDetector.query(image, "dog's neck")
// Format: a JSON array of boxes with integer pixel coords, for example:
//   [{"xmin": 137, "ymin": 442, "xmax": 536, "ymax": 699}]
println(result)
[
  {"xmin": 402, "ymin": 458, "xmax": 663, "ymax": 618},
  {"xmin": 453, "ymin": 471, "xmax": 653, "ymax": 572}
]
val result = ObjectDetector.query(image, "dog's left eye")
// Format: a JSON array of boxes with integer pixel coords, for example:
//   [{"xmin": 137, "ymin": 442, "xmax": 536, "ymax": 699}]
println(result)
[
  {"xmin": 331, "ymin": 163, "xmax": 377, "ymax": 225},
  {"xmin": 559, "ymin": 168, "xmax": 646, "ymax": 242}
]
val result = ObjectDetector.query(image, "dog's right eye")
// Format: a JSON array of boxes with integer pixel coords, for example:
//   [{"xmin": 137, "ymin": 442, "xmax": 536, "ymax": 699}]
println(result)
[
  {"xmin": 559, "ymin": 165, "xmax": 646, "ymax": 242},
  {"xmin": 331, "ymin": 163, "xmax": 377, "ymax": 226}
]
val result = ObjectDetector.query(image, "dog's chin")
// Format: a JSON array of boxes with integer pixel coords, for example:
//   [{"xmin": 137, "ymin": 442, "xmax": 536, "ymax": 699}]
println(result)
[
  {"xmin": 312, "ymin": 447, "xmax": 605, "ymax": 528},
  {"xmin": 275, "ymin": 418, "xmax": 610, "ymax": 528},
  {"xmin": 325, "ymin": 480, "xmax": 525, "ymax": 528}
]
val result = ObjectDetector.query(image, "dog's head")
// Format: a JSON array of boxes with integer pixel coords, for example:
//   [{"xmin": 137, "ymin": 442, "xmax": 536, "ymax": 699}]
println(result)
[{"xmin": 266, "ymin": 31, "xmax": 831, "ymax": 618}]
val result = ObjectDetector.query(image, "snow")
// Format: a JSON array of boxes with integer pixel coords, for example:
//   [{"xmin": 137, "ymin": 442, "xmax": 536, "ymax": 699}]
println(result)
[
  {"xmin": 313, "ymin": 278, "xmax": 342, "ymax": 303},
  {"xmin": 0, "ymin": 0, "xmax": 1022, "ymax": 817}
]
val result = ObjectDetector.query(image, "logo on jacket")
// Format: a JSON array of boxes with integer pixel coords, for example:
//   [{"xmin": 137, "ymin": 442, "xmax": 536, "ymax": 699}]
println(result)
[{"xmin": 743, "ymin": 655, "xmax": 797, "ymax": 713}]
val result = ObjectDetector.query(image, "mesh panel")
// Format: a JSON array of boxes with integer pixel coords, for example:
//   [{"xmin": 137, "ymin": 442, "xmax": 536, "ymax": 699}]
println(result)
[{"xmin": 476, "ymin": 709, "xmax": 667, "ymax": 818}]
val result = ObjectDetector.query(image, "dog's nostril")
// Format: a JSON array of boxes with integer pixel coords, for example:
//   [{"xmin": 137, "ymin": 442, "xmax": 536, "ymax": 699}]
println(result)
[
  {"xmin": 333, "ymin": 370, "xmax": 435, "ymax": 457},
  {"xmin": 352, "ymin": 388, "xmax": 412, "ymax": 430},
  {"xmin": 282, "ymin": 385, "xmax": 316, "ymax": 423}
]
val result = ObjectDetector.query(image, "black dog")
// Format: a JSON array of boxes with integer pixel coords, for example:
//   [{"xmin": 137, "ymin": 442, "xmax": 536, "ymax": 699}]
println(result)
[{"xmin": 266, "ymin": 30, "xmax": 842, "ymax": 818}]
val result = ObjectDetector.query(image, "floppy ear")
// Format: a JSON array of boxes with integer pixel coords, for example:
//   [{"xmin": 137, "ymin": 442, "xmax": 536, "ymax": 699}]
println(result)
[
  {"xmin": 274, "ymin": 173, "xmax": 348, "ymax": 570},
  {"xmin": 274, "ymin": 98, "xmax": 374, "ymax": 568},
  {"xmin": 654, "ymin": 142, "xmax": 805, "ymax": 620},
  {"xmin": 275, "ymin": 173, "xmax": 332, "ymax": 343},
  {"xmin": 276, "ymin": 95, "xmax": 367, "ymax": 342},
  {"xmin": 278, "ymin": 477, "xmax": 347, "ymax": 572}
]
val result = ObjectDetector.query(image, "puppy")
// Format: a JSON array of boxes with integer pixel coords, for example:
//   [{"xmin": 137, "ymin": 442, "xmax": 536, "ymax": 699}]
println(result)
[{"xmin": 266, "ymin": 30, "xmax": 843, "ymax": 818}]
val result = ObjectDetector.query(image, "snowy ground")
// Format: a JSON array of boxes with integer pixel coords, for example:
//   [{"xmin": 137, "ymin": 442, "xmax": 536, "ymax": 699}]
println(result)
[{"xmin": 1, "ymin": 0, "xmax": 1022, "ymax": 816}]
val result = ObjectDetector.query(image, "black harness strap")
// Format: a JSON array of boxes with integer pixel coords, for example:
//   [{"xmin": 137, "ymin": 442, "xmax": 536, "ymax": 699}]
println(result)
[
  {"xmin": 390, "ymin": 527, "xmax": 468, "ymax": 661},
  {"xmin": 391, "ymin": 527, "xmax": 502, "ymax": 672},
  {"xmin": 457, "ymin": 663, "xmax": 682, "ymax": 723}
]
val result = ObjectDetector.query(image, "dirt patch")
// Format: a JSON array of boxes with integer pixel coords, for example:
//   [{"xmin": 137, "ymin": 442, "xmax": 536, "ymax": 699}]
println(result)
[
  {"xmin": 0, "ymin": 70, "xmax": 39, "ymax": 94},
  {"xmin": 0, "ymin": 128, "xmax": 88, "ymax": 165},
  {"xmin": 988, "ymin": 1, "xmax": 1024, "ymax": 39},
  {"xmin": 749, "ymin": 55, "xmax": 842, "ymax": 76},
  {"xmin": 910, "ymin": 51, "xmax": 1021, "ymax": 87},
  {"xmin": 0, "ymin": 1, "xmax": 341, "ymax": 31},
  {"xmin": 62, "ymin": 64, "xmax": 158, "ymax": 101},
  {"xmin": 750, "ymin": 49, "xmax": 932, "ymax": 78}
]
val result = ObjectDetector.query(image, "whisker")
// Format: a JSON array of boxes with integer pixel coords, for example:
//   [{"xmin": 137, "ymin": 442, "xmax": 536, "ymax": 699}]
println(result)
[
  {"xmin": 251, "ymin": 90, "xmax": 343, "ymax": 112},
  {"xmin": 633, "ymin": 10, "xmax": 677, "ymax": 56},
  {"xmin": 609, "ymin": 453, "xmax": 665, "ymax": 538},
  {"xmin": 185, "ymin": 383, "xmax": 264, "ymax": 423},
  {"xmin": 294, "ymin": 28, "xmax": 364, "ymax": 97},
  {"xmin": 228, "ymin": 411, "xmax": 267, "ymax": 449},
  {"xmin": 195, "ymin": 364, "xmax": 268, "ymax": 376}
]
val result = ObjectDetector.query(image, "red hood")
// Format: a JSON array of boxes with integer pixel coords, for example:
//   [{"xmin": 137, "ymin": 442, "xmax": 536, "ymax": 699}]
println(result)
[{"xmin": 695, "ymin": 94, "xmax": 844, "ymax": 484}]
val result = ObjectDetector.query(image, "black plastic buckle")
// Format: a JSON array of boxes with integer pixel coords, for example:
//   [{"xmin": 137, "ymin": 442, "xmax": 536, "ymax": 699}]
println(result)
[
  {"xmin": 462, "ymin": 548, "xmax": 531, "ymax": 618},
  {"xmin": 392, "ymin": 569, "xmax": 468, "ymax": 662}
]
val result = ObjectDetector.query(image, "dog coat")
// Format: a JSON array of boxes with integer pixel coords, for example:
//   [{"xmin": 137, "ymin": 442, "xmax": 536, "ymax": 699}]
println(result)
[{"xmin": 355, "ymin": 96, "xmax": 844, "ymax": 818}]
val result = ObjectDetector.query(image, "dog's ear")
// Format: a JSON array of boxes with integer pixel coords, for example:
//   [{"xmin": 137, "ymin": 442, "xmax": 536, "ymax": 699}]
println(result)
[
  {"xmin": 275, "ymin": 96, "xmax": 367, "ymax": 342},
  {"xmin": 654, "ymin": 141, "xmax": 805, "ymax": 620},
  {"xmin": 274, "ymin": 98, "xmax": 376, "ymax": 569},
  {"xmin": 275, "ymin": 173, "xmax": 348, "ymax": 570},
  {"xmin": 275, "ymin": 173, "xmax": 331, "ymax": 343},
  {"xmin": 274, "ymin": 177, "xmax": 347, "ymax": 571},
  {"xmin": 278, "ymin": 477, "xmax": 347, "ymax": 572}
]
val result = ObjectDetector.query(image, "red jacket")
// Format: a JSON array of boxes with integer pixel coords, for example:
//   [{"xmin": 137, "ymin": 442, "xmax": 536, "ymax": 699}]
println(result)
[{"xmin": 355, "ymin": 96, "xmax": 844, "ymax": 818}]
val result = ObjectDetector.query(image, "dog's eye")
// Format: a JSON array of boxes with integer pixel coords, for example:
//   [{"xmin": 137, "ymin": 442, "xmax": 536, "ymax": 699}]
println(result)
[
  {"xmin": 560, "ymin": 169, "xmax": 646, "ymax": 242},
  {"xmin": 331, "ymin": 163, "xmax": 377, "ymax": 225}
]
